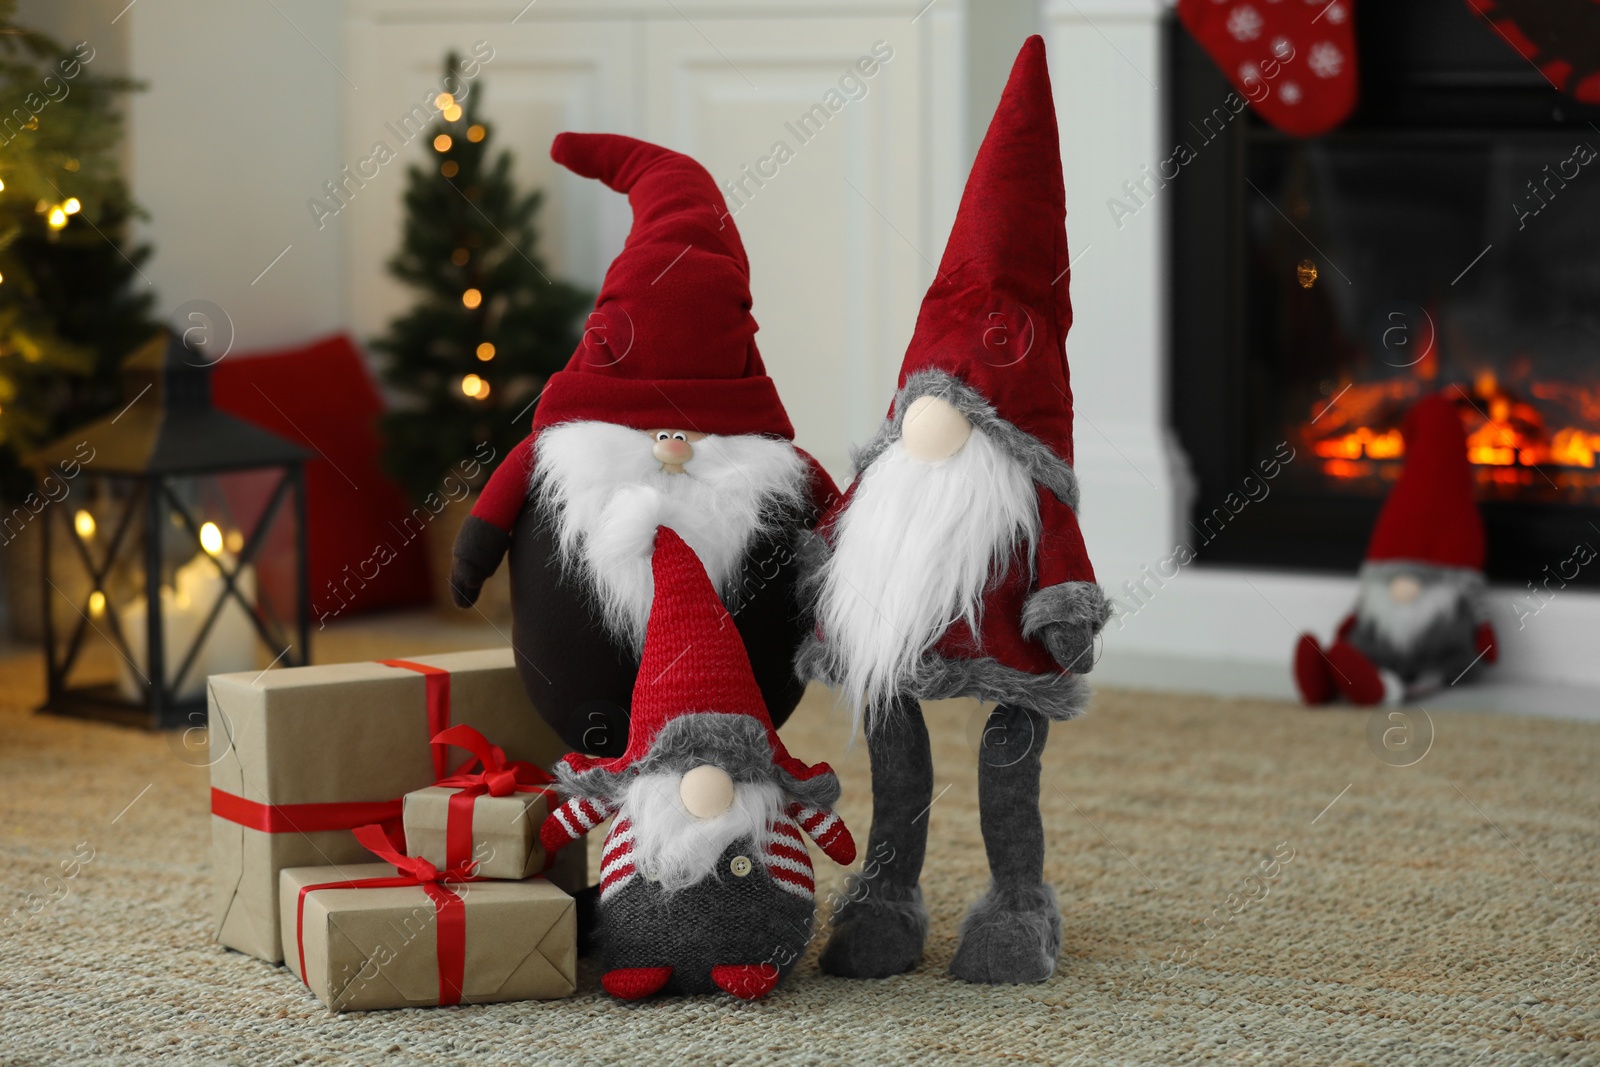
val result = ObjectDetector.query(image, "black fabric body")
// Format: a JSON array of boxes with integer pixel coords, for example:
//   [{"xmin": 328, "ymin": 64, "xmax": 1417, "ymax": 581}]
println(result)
[
  {"xmin": 600, "ymin": 839, "xmax": 815, "ymax": 995},
  {"xmin": 508, "ymin": 494, "xmax": 809, "ymax": 756}
]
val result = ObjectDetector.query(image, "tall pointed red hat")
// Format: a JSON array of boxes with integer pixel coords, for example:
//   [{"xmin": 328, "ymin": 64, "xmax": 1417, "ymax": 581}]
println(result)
[
  {"xmin": 561, "ymin": 527, "xmax": 831, "ymax": 783},
  {"xmin": 1366, "ymin": 393, "xmax": 1486, "ymax": 571},
  {"xmin": 893, "ymin": 35, "xmax": 1076, "ymax": 465},
  {"xmin": 533, "ymin": 134, "xmax": 795, "ymax": 440}
]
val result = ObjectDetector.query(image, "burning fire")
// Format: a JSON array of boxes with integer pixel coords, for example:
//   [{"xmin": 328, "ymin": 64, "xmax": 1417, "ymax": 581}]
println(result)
[{"xmin": 1307, "ymin": 370, "xmax": 1600, "ymax": 481}]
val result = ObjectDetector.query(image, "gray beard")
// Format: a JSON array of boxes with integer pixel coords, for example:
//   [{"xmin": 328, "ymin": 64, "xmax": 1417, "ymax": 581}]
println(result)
[{"xmin": 1348, "ymin": 561, "xmax": 1483, "ymax": 678}]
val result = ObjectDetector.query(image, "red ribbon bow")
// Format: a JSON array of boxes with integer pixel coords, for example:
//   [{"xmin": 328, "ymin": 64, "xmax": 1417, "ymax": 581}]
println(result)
[
  {"xmin": 429, "ymin": 724, "xmax": 554, "ymax": 873},
  {"xmin": 295, "ymin": 824, "xmax": 480, "ymax": 1007}
]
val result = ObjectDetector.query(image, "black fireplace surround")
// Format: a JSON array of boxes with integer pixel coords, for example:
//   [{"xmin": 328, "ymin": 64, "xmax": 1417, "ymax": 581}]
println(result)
[{"xmin": 1167, "ymin": 0, "xmax": 1600, "ymax": 586}]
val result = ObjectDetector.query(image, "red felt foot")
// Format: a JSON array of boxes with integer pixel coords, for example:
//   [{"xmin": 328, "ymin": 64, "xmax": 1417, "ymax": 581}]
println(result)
[
  {"xmin": 1324, "ymin": 641, "xmax": 1386, "ymax": 706},
  {"xmin": 711, "ymin": 964, "xmax": 780, "ymax": 1001},
  {"xmin": 1293, "ymin": 634, "xmax": 1336, "ymax": 706},
  {"xmin": 601, "ymin": 966, "xmax": 673, "ymax": 1000}
]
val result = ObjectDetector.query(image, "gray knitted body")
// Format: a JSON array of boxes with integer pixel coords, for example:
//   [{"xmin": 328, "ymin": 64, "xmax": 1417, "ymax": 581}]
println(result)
[
  {"xmin": 601, "ymin": 839, "xmax": 815, "ymax": 995},
  {"xmin": 1346, "ymin": 561, "xmax": 1488, "ymax": 684}
]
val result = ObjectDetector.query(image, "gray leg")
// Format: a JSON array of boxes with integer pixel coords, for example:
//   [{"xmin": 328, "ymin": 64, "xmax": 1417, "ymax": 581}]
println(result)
[
  {"xmin": 949, "ymin": 702, "xmax": 1062, "ymax": 984},
  {"xmin": 819, "ymin": 693, "xmax": 932, "ymax": 978}
]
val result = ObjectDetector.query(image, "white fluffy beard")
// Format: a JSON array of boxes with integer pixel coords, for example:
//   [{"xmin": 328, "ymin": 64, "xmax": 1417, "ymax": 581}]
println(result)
[
  {"xmin": 532, "ymin": 420, "xmax": 808, "ymax": 651},
  {"xmin": 621, "ymin": 772, "xmax": 784, "ymax": 892},
  {"xmin": 812, "ymin": 429, "xmax": 1039, "ymax": 719},
  {"xmin": 1353, "ymin": 566, "xmax": 1470, "ymax": 651}
]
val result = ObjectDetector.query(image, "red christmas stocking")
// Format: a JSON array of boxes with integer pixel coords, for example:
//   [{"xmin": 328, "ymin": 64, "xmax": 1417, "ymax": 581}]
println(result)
[
  {"xmin": 1177, "ymin": 0, "xmax": 1359, "ymax": 137},
  {"xmin": 1466, "ymin": 0, "xmax": 1600, "ymax": 105}
]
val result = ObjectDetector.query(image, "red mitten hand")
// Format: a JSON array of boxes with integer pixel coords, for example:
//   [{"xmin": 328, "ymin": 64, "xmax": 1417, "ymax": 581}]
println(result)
[
  {"xmin": 540, "ymin": 796, "xmax": 611, "ymax": 855},
  {"xmin": 1475, "ymin": 621, "xmax": 1498, "ymax": 664},
  {"xmin": 790, "ymin": 803, "xmax": 856, "ymax": 866}
]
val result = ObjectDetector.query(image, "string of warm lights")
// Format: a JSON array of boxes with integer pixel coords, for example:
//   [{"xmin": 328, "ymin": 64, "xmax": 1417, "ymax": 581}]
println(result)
[{"xmin": 430, "ymin": 93, "xmax": 497, "ymax": 403}]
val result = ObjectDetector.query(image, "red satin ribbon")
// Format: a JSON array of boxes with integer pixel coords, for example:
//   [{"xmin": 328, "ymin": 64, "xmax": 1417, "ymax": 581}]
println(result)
[
  {"xmin": 209, "ymin": 788, "xmax": 402, "ymax": 834},
  {"xmin": 295, "ymin": 824, "xmax": 479, "ymax": 1007},
  {"xmin": 380, "ymin": 659, "xmax": 454, "ymax": 779},
  {"xmin": 212, "ymin": 659, "xmax": 455, "ymax": 837},
  {"xmin": 428, "ymin": 724, "xmax": 554, "ymax": 872}
]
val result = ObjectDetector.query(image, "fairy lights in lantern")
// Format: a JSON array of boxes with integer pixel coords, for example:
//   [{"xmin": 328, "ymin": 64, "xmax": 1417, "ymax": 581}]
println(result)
[
  {"xmin": 467, "ymin": 125, "xmax": 486, "ymax": 143},
  {"xmin": 462, "ymin": 288, "xmax": 482, "ymax": 309},
  {"xmin": 461, "ymin": 374, "xmax": 491, "ymax": 399},
  {"xmin": 476, "ymin": 342, "xmax": 495, "ymax": 361},
  {"xmin": 199, "ymin": 520, "xmax": 224, "ymax": 556},
  {"xmin": 433, "ymin": 134, "xmax": 453, "ymax": 153},
  {"xmin": 74, "ymin": 509, "xmax": 96, "ymax": 539}
]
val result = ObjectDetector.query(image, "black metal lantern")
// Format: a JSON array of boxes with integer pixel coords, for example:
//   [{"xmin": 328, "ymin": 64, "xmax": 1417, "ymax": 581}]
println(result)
[{"xmin": 27, "ymin": 332, "xmax": 312, "ymax": 728}]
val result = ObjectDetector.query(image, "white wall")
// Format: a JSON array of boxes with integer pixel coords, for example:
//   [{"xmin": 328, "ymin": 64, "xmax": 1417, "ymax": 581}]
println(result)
[{"xmin": 124, "ymin": 0, "xmax": 348, "ymax": 353}]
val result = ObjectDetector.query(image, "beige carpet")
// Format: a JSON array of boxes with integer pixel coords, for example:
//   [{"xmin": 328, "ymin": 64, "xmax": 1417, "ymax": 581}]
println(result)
[{"xmin": 1, "ymin": 613, "xmax": 1596, "ymax": 1066}]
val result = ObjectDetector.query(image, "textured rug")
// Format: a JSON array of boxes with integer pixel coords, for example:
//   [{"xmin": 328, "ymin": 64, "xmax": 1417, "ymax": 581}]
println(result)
[{"xmin": 1, "ymin": 614, "xmax": 1596, "ymax": 1066}]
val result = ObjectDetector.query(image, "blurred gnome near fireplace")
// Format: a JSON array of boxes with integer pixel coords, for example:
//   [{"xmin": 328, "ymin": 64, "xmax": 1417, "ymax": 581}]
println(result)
[
  {"xmin": 795, "ymin": 37, "xmax": 1110, "ymax": 985},
  {"xmin": 1295, "ymin": 393, "xmax": 1498, "ymax": 707},
  {"xmin": 449, "ymin": 133, "xmax": 837, "ymax": 757},
  {"xmin": 540, "ymin": 527, "xmax": 855, "ymax": 1001}
]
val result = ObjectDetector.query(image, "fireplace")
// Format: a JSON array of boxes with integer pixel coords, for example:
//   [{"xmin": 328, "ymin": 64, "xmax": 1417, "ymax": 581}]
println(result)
[{"xmin": 1167, "ymin": 0, "xmax": 1600, "ymax": 585}]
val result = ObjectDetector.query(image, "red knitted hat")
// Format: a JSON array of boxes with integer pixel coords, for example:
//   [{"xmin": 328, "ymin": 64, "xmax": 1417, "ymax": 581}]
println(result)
[
  {"xmin": 562, "ymin": 527, "xmax": 830, "ymax": 782},
  {"xmin": 893, "ymin": 36, "xmax": 1077, "ymax": 467},
  {"xmin": 533, "ymin": 133, "xmax": 795, "ymax": 440},
  {"xmin": 1366, "ymin": 393, "xmax": 1486, "ymax": 572}
]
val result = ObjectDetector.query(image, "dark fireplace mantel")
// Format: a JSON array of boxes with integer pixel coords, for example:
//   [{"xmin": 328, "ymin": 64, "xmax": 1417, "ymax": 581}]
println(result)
[{"xmin": 1166, "ymin": 0, "xmax": 1600, "ymax": 586}]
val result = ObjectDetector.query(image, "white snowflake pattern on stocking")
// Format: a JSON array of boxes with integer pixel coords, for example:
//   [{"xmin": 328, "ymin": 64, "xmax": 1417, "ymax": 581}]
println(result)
[
  {"xmin": 1228, "ymin": 5, "xmax": 1264, "ymax": 41},
  {"xmin": 1279, "ymin": 80, "xmax": 1303, "ymax": 104},
  {"xmin": 1308, "ymin": 41, "xmax": 1344, "ymax": 78}
]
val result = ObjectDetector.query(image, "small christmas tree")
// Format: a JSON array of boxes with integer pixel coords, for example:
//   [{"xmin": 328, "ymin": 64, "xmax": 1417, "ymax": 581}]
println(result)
[
  {"xmin": 0, "ymin": 0, "xmax": 157, "ymax": 498},
  {"xmin": 374, "ymin": 56, "xmax": 590, "ymax": 504}
]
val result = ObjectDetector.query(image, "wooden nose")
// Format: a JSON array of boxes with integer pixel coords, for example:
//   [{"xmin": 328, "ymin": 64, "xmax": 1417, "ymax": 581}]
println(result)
[{"xmin": 653, "ymin": 439, "xmax": 693, "ymax": 465}]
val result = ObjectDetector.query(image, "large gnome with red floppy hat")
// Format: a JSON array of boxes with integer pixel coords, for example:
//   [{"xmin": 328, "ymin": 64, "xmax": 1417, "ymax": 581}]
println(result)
[
  {"xmin": 796, "ymin": 37, "xmax": 1110, "ymax": 986},
  {"xmin": 1295, "ymin": 392, "xmax": 1498, "ymax": 706},
  {"xmin": 539, "ymin": 526, "xmax": 855, "ymax": 1001},
  {"xmin": 450, "ymin": 134, "xmax": 837, "ymax": 757}
]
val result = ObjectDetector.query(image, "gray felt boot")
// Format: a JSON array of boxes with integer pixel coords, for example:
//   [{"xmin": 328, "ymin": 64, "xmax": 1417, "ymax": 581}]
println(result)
[
  {"xmin": 819, "ymin": 881, "xmax": 930, "ymax": 979},
  {"xmin": 949, "ymin": 702, "xmax": 1062, "ymax": 984},
  {"xmin": 819, "ymin": 695, "xmax": 933, "ymax": 979},
  {"xmin": 948, "ymin": 882, "xmax": 1062, "ymax": 984}
]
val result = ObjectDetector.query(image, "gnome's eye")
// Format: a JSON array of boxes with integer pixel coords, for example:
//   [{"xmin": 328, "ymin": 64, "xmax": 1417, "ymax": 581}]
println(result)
[
  {"xmin": 656, "ymin": 431, "xmax": 671, "ymax": 442},
  {"xmin": 671, "ymin": 432, "xmax": 687, "ymax": 441}
]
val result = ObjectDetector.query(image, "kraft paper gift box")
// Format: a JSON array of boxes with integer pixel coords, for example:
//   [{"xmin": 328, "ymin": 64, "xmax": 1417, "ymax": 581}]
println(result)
[
  {"xmin": 208, "ymin": 649, "xmax": 585, "ymax": 963},
  {"xmin": 403, "ymin": 787, "xmax": 551, "ymax": 881},
  {"xmin": 280, "ymin": 835, "xmax": 576, "ymax": 1011},
  {"xmin": 402, "ymin": 721, "xmax": 558, "ymax": 881}
]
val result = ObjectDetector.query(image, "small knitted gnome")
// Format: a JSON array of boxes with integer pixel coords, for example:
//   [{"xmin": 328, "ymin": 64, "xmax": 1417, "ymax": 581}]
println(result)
[
  {"xmin": 540, "ymin": 526, "xmax": 855, "ymax": 1001},
  {"xmin": 1295, "ymin": 393, "xmax": 1498, "ymax": 707},
  {"xmin": 796, "ymin": 37, "xmax": 1110, "ymax": 986},
  {"xmin": 449, "ymin": 133, "xmax": 837, "ymax": 758}
]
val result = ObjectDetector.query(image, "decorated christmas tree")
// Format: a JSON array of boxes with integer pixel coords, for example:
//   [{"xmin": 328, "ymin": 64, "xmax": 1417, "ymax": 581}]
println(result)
[
  {"xmin": 373, "ymin": 57, "xmax": 590, "ymax": 504},
  {"xmin": 0, "ymin": 0, "xmax": 157, "ymax": 498}
]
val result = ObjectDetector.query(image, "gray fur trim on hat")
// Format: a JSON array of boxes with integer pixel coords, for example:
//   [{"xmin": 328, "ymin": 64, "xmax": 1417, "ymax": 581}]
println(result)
[
  {"xmin": 852, "ymin": 370, "xmax": 1080, "ymax": 510},
  {"xmin": 1020, "ymin": 580, "xmax": 1112, "ymax": 642},
  {"xmin": 551, "ymin": 712, "xmax": 841, "ymax": 810}
]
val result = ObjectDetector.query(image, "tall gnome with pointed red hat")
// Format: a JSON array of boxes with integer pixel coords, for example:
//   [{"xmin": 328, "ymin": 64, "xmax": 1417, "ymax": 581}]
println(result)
[
  {"xmin": 450, "ymin": 134, "xmax": 837, "ymax": 756},
  {"xmin": 539, "ymin": 526, "xmax": 855, "ymax": 1001},
  {"xmin": 1295, "ymin": 393, "xmax": 1498, "ymax": 707},
  {"xmin": 795, "ymin": 37, "xmax": 1110, "ymax": 985}
]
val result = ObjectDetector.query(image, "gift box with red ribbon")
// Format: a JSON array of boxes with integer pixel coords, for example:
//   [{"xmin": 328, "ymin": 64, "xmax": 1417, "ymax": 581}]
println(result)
[
  {"xmin": 402, "ymin": 724, "xmax": 557, "ymax": 881},
  {"xmin": 208, "ymin": 649, "xmax": 584, "ymax": 963},
  {"xmin": 281, "ymin": 824, "xmax": 575, "ymax": 1011}
]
